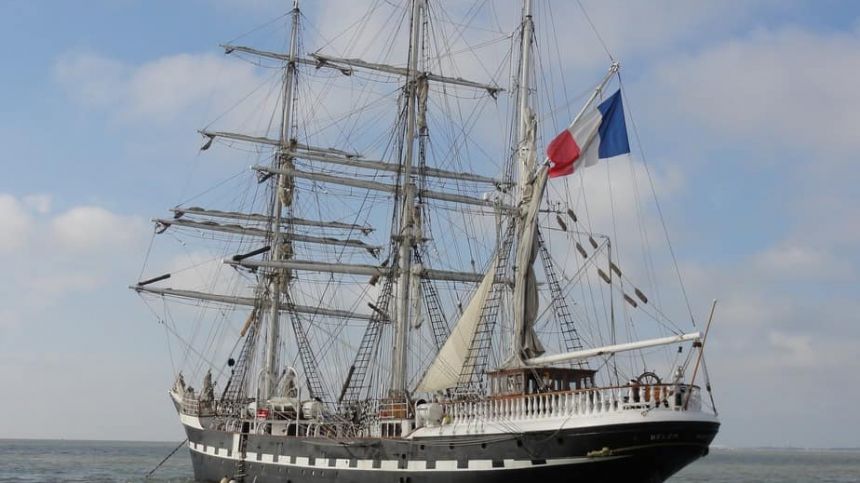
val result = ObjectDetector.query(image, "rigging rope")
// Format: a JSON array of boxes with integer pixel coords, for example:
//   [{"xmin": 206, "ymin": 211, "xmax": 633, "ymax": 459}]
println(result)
[
  {"xmin": 575, "ymin": 0, "xmax": 616, "ymax": 62},
  {"xmin": 618, "ymin": 76, "xmax": 697, "ymax": 327}
]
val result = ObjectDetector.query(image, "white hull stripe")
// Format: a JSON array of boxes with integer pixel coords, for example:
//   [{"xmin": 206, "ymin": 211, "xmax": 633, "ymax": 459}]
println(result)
[{"xmin": 189, "ymin": 441, "xmax": 626, "ymax": 472}]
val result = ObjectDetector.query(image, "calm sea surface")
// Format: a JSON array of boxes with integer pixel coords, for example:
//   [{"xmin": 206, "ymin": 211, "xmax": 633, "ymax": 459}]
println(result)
[{"xmin": 0, "ymin": 439, "xmax": 858, "ymax": 482}]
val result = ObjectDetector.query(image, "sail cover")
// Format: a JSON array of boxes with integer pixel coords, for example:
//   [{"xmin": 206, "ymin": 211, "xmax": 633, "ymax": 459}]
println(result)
[{"xmin": 416, "ymin": 261, "xmax": 497, "ymax": 393}]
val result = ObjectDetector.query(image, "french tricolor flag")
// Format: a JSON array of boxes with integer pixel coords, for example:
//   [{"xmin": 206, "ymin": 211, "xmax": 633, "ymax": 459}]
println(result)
[{"xmin": 546, "ymin": 89, "xmax": 630, "ymax": 178}]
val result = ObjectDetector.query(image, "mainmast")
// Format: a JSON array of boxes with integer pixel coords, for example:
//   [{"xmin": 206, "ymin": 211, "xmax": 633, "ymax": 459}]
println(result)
[
  {"xmin": 262, "ymin": 0, "xmax": 300, "ymax": 401},
  {"xmin": 390, "ymin": 0, "xmax": 426, "ymax": 397}
]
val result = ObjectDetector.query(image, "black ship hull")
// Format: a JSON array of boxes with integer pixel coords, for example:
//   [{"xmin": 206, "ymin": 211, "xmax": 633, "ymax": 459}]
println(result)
[{"xmin": 183, "ymin": 419, "xmax": 719, "ymax": 483}]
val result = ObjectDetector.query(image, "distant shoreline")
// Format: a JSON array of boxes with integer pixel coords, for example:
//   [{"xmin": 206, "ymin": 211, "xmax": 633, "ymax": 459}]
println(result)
[
  {"xmin": 712, "ymin": 446, "xmax": 860, "ymax": 452},
  {"xmin": 0, "ymin": 438, "xmax": 183, "ymax": 445}
]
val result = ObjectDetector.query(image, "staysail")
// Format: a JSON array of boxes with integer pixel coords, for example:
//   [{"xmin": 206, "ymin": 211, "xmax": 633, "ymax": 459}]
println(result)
[{"xmin": 415, "ymin": 261, "xmax": 497, "ymax": 393}]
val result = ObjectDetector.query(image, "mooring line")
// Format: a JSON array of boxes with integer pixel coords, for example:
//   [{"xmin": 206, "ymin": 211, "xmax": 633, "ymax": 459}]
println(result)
[{"xmin": 145, "ymin": 438, "xmax": 189, "ymax": 480}]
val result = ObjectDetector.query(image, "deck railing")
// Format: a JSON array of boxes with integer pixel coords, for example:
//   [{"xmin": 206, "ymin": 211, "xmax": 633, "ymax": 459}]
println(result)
[
  {"xmin": 442, "ymin": 384, "xmax": 702, "ymax": 424},
  {"xmin": 179, "ymin": 384, "xmax": 706, "ymax": 436}
]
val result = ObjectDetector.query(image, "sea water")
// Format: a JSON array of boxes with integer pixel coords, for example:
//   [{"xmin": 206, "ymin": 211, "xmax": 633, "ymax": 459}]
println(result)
[{"xmin": 1, "ymin": 439, "xmax": 858, "ymax": 482}]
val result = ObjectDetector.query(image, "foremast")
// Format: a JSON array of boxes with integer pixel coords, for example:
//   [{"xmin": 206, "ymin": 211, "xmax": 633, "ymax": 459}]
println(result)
[{"xmin": 262, "ymin": 0, "xmax": 301, "ymax": 402}]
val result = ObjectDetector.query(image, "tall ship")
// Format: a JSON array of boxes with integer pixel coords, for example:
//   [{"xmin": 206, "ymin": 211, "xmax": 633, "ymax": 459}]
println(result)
[{"xmin": 132, "ymin": 1, "xmax": 720, "ymax": 481}]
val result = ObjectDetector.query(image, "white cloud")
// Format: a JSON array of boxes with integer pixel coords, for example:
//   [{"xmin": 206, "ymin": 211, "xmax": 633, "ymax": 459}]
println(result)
[
  {"xmin": 766, "ymin": 330, "xmax": 816, "ymax": 368},
  {"xmin": 55, "ymin": 51, "xmax": 268, "ymax": 125},
  {"xmin": 0, "ymin": 194, "xmax": 32, "ymax": 253},
  {"xmin": 542, "ymin": 1, "xmax": 751, "ymax": 68},
  {"xmin": 22, "ymin": 194, "xmax": 52, "ymax": 214},
  {"xmin": 25, "ymin": 272, "xmax": 103, "ymax": 298},
  {"xmin": 126, "ymin": 53, "xmax": 264, "ymax": 122},
  {"xmin": 0, "ymin": 307, "xmax": 22, "ymax": 331},
  {"xmin": 54, "ymin": 52, "xmax": 127, "ymax": 108},
  {"xmin": 753, "ymin": 243, "xmax": 851, "ymax": 281},
  {"xmin": 51, "ymin": 205, "xmax": 149, "ymax": 253},
  {"xmin": 0, "ymin": 194, "xmax": 150, "ymax": 332},
  {"xmin": 655, "ymin": 25, "xmax": 860, "ymax": 155}
]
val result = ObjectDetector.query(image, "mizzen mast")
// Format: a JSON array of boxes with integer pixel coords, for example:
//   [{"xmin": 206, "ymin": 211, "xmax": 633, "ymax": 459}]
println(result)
[
  {"xmin": 510, "ymin": 0, "xmax": 546, "ymax": 364},
  {"xmin": 515, "ymin": 0, "xmax": 535, "ymax": 187}
]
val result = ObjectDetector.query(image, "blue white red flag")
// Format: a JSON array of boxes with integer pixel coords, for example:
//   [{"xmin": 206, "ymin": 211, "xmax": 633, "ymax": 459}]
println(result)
[{"xmin": 546, "ymin": 89, "xmax": 630, "ymax": 178}]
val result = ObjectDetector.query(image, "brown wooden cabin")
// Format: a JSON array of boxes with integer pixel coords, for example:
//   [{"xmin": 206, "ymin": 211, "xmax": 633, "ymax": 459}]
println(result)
[{"xmin": 487, "ymin": 367, "xmax": 597, "ymax": 398}]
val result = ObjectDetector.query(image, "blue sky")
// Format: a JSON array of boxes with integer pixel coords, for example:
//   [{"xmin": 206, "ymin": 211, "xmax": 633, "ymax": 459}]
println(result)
[{"xmin": 1, "ymin": 0, "xmax": 859, "ymax": 448}]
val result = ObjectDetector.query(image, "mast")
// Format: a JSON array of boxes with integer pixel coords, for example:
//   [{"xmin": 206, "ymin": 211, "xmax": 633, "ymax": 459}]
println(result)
[
  {"xmin": 516, "ymin": 0, "xmax": 535, "ymax": 188},
  {"xmin": 262, "ymin": 0, "xmax": 300, "ymax": 401},
  {"xmin": 510, "ymin": 0, "xmax": 540, "ymax": 363},
  {"xmin": 390, "ymin": 0, "xmax": 425, "ymax": 396}
]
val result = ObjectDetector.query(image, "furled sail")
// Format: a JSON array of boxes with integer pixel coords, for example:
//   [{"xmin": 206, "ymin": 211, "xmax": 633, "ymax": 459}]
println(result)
[
  {"xmin": 510, "ymin": 113, "xmax": 549, "ymax": 362},
  {"xmin": 415, "ymin": 261, "xmax": 497, "ymax": 393},
  {"xmin": 512, "ymin": 165, "xmax": 548, "ymax": 360}
]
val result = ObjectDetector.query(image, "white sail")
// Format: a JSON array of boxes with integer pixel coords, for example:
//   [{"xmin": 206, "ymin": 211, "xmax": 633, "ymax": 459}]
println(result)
[{"xmin": 416, "ymin": 261, "xmax": 497, "ymax": 393}]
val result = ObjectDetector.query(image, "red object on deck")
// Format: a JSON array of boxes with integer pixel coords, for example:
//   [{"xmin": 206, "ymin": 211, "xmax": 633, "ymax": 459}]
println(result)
[{"xmin": 256, "ymin": 408, "xmax": 270, "ymax": 419}]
